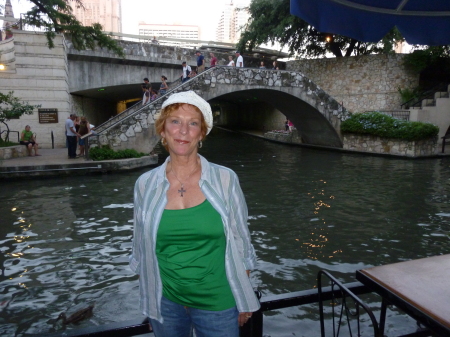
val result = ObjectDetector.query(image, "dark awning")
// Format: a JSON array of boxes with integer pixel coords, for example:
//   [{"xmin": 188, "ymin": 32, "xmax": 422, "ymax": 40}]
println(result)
[{"xmin": 290, "ymin": 0, "xmax": 450, "ymax": 45}]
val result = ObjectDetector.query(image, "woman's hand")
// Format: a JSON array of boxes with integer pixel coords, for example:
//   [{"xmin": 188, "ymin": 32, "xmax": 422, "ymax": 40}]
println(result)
[{"xmin": 238, "ymin": 312, "xmax": 252, "ymax": 327}]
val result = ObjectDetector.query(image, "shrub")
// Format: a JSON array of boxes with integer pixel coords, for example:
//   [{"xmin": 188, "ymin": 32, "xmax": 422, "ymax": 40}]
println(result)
[
  {"xmin": 0, "ymin": 139, "xmax": 19, "ymax": 148},
  {"xmin": 89, "ymin": 146, "xmax": 147, "ymax": 161},
  {"xmin": 341, "ymin": 112, "xmax": 439, "ymax": 141}
]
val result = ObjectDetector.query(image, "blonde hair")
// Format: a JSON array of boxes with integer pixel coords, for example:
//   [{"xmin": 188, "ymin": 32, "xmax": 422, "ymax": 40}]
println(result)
[{"xmin": 155, "ymin": 103, "xmax": 208, "ymax": 151}]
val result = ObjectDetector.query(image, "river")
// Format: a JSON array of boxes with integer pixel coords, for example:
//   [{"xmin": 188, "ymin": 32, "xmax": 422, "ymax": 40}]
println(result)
[{"xmin": 1, "ymin": 128, "xmax": 449, "ymax": 336}]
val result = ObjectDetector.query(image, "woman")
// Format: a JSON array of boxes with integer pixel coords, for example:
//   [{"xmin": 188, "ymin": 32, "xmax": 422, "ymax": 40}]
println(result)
[
  {"xmin": 150, "ymin": 89, "xmax": 158, "ymax": 101},
  {"xmin": 77, "ymin": 116, "xmax": 91, "ymax": 157},
  {"xmin": 142, "ymin": 85, "xmax": 150, "ymax": 105},
  {"xmin": 259, "ymin": 61, "xmax": 266, "ymax": 69},
  {"xmin": 160, "ymin": 76, "xmax": 169, "ymax": 96},
  {"xmin": 20, "ymin": 125, "xmax": 40, "ymax": 156},
  {"xmin": 227, "ymin": 55, "xmax": 235, "ymax": 67},
  {"xmin": 130, "ymin": 91, "xmax": 260, "ymax": 337}
]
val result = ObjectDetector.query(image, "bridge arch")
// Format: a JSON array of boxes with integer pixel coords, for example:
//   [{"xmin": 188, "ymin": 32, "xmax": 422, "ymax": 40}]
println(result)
[{"xmin": 92, "ymin": 67, "xmax": 349, "ymax": 153}]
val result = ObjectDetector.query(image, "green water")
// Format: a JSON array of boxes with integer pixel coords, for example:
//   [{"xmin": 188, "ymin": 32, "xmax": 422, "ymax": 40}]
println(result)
[{"xmin": 1, "ymin": 128, "xmax": 449, "ymax": 336}]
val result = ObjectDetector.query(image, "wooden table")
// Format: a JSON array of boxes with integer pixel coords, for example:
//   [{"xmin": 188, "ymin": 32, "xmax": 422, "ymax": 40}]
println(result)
[{"xmin": 356, "ymin": 254, "xmax": 450, "ymax": 336}]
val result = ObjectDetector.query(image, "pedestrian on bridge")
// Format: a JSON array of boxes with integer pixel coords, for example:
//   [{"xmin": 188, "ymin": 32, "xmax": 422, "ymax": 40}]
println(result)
[
  {"xmin": 160, "ymin": 76, "xmax": 169, "ymax": 95},
  {"xmin": 196, "ymin": 51, "xmax": 205, "ymax": 73},
  {"xmin": 209, "ymin": 52, "xmax": 217, "ymax": 68},
  {"xmin": 181, "ymin": 62, "xmax": 191, "ymax": 83},
  {"xmin": 235, "ymin": 51, "xmax": 244, "ymax": 68},
  {"xmin": 130, "ymin": 91, "xmax": 260, "ymax": 337}
]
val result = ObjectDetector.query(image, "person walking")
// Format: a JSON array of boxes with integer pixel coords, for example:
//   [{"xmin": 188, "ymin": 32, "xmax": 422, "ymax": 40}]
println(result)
[
  {"xmin": 227, "ymin": 55, "xmax": 235, "ymax": 67},
  {"xmin": 235, "ymin": 51, "xmax": 244, "ymax": 68},
  {"xmin": 196, "ymin": 51, "xmax": 205, "ymax": 73},
  {"xmin": 66, "ymin": 114, "xmax": 80, "ymax": 159},
  {"xmin": 129, "ymin": 91, "xmax": 260, "ymax": 337},
  {"xmin": 142, "ymin": 85, "xmax": 150, "ymax": 105},
  {"xmin": 209, "ymin": 52, "xmax": 217, "ymax": 68},
  {"xmin": 181, "ymin": 62, "xmax": 191, "ymax": 83},
  {"xmin": 160, "ymin": 76, "xmax": 169, "ymax": 96}
]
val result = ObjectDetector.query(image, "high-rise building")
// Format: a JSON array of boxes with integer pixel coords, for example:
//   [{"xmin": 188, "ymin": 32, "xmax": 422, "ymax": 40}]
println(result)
[
  {"xmin": 216, "ymin": 1, "xmax": 250, "ymax": 44},
  {"xmin": 3, "ymin": 0, "xmax": 14, "ymax": 28},
  {"xmin": 70, "ymin": 0, "xmax": 122, "ymax": 33},
  {"xmin": 138, "ymin": 23, "xmax": 200, "ymax": 41}
]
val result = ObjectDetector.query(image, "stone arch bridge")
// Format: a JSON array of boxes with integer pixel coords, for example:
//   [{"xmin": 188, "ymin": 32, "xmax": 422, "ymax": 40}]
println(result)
[{"xmin": 91, "ymin": 67, "xmax": 350, "ymax": 154}]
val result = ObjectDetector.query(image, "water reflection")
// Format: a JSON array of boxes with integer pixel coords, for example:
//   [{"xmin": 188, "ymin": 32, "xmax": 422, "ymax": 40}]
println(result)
[{"xmin": 1, "ymin": 128, "xmax": 450, "ymax": 336}]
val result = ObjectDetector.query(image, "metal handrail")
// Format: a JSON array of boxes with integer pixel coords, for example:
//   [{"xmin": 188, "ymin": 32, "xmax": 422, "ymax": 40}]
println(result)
[
  {"xmin": 34, "ymin": 281, "xmax": 373, "ymax": 337},
  {"xmin": 318, "ymin": 270, "xmax": 382, "ymax": 337},
  {"xmin": 93, "ymin": 67, "xmax": 218, "ymax": 136},
  {"xmin": 400, "ymin": 83, "xmax": 449, "ymax": 109}
]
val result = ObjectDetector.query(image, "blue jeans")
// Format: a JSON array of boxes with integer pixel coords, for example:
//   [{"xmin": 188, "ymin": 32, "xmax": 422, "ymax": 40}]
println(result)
[{"xmin": 150, "ymin": 296, "xmax": 239, "ymax": 337}]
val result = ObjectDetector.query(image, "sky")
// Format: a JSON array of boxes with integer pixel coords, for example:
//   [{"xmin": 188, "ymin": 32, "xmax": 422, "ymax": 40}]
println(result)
[{"xmin": 6, "ymin": 0, "xmax": 251, "ymax": 41}]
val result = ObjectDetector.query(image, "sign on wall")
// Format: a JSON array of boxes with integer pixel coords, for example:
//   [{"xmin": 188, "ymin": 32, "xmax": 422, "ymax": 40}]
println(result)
[{"xmin": 38, "ymin": 109, "xmax": 58, "ymax": 123}]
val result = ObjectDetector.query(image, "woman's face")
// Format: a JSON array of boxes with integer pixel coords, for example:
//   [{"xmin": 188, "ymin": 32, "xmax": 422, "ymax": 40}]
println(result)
[
  {"xmin": 229, "ymin": 56, "xmax": 232, "ymax": 60},
  {"xmin": 160, "ymin": 104, "xmax": 203, "ymax": 158}
]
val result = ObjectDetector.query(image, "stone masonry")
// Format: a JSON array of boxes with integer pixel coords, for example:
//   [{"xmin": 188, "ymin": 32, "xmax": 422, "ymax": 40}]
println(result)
[
  {"xmin": 92, "ymin": 66, "xmax": 350, "ymax": 151},
  {"xmin": 286, "ymin": 54, "xmax": 419, "ymax": 113}
]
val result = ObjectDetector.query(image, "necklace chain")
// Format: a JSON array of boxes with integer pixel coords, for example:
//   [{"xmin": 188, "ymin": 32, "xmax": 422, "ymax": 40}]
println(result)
[{"xmin": 170, "ymin": 162, "xmax": 198, "ymax": 197}]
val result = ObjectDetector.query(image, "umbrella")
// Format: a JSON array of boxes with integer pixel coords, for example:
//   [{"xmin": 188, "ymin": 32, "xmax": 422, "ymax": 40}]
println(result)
[{"xmin": 290, "ymin": 0, "xmax": 450, "ymax": 45}]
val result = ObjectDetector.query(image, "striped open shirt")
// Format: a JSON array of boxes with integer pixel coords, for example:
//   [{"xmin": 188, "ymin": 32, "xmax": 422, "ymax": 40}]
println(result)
[{"xmin": 129, "ymin": 154, "xmax": 260, "ymax": 322}]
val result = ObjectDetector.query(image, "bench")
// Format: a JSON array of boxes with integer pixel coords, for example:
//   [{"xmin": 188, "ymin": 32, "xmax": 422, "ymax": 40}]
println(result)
[{"xmin": 442, "ymin": 126, "xmax": 450, "ymax": 153}]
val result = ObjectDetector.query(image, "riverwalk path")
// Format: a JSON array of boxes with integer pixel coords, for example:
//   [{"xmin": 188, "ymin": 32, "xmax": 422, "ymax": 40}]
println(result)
[{"xmin": 0, "ymin": 147, "xmax": 158, "ymax": 180}]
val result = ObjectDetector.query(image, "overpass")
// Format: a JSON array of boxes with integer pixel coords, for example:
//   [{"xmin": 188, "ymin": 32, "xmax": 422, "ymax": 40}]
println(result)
[{"xmin": 90, "ymin": 66, "xmax": 350, "ymax": 154}]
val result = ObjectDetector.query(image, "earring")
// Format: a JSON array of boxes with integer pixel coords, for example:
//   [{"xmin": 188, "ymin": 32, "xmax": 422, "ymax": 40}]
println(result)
[
  {"xmin": 198, "ymin": 140, "xmax": 202, "ymax": 148},
  {"xmin": 161, "ymin": 138, "xmax": 167, "ymax": 146}
]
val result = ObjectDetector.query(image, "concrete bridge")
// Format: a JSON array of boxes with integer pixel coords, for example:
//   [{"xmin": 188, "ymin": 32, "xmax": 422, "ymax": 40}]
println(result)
[{"xmin": 91, "ymin": 66, "xmax": 350, "ymax": 154}]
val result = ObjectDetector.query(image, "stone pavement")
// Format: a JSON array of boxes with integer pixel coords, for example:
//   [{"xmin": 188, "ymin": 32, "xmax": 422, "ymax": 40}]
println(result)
[{"xmin": 0, "ymin": 147, "xmax": 158, "ymax": 179}]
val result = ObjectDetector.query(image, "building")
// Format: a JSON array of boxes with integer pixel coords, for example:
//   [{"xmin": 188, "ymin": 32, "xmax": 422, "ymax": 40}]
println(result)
[
  {"xmin": 70, "ymin": 0, "xmax": 122, "ymax": 33},
  {"xmin": 216, "ymin": 1, "xmax": 250, "ymax": 44},
  {"xmin": 138, "ymin": 23, "xmax": 200, "ymax": 42},
  {"xmin": 2, "ymin": 0, "xmax": 14, "ymax": 28}
]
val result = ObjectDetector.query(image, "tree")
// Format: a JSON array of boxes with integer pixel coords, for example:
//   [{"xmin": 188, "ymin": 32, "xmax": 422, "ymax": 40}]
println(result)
[
  {"xmin": 0, "ymin": 92, "xmax": 40, "ymax": 142},
  {"xmin": 237, "ymin": 0, "xmax": 403, "ymax": 58},
  {"xmin": 4, "ymin": 0, "xmax": 124, "ymax": 57}
]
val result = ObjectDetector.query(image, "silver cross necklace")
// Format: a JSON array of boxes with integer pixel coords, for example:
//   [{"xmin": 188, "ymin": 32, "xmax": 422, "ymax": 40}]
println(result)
[{"xmin": 170, "ymin": 162, "xmax": 199, "ymax": 197}]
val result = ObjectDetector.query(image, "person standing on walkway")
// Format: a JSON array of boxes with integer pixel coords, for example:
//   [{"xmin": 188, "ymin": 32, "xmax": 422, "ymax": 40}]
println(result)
[
  {"xmin": 181, "ymin": 62, "xmax": 191, "ymax": 83},
  {"xmin": 129, "ymin": 91, "xmax": 260, "ymax": 337},
  {"xmin": 196, "ymin": 51, "xmax": 205, "ymax": 73},
  {"xmin": 235, "ymin": 51, "xmax": 244, "ymax": 68},
  {"xmin": 20, "ymin": 125, "xmax": 40, "ymax": 156},
  {"xmin": 209, "ymin": 52, "xmax": 217, "ymax": 68},
  {"xmin": 66, "ymin": 114, "xmax": 80, "ymax": 159}
]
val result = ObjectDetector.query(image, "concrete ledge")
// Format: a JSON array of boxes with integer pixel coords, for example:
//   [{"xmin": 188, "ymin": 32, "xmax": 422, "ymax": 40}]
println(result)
[
  {"xmin": 0, "ymin": 145, "xmax": 28, "ymax": 160},
  {"xmin": 0, "ymin": 154, "xmax": 158, "ymax": 179}
]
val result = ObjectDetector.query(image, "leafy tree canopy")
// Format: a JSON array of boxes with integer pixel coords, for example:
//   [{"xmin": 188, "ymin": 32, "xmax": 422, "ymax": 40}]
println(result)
[
  {"xmin": 237, "ymin": 0, "xmax": 404, "ymax": 58},
  {"xmin": 0, "ymin": 92, "xmax": 40, "ymax": 140},
  {"xmin": 3, "ymin": 0, "xmax": 124, "ymax": 57}
]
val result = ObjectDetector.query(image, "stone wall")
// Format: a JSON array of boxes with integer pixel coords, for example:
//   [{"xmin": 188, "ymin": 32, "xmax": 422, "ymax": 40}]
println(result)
[
  {"xmin": 0, "ymin": 145, "xmax": 27, "ymax": 160},
  {"xmin": 264, "ymin": 130, "xmax": 302, "ymax": 144},
  {"xmin": 286, "ymin": 54, "xmax": 419, "ymax": 113},
  {"xmin": 0, "ymin": 30, "xmax": 70, "ymax": 149},
  {"xmin": 343, "ymin": 133, "xmax": 437, "ymax": 157}
]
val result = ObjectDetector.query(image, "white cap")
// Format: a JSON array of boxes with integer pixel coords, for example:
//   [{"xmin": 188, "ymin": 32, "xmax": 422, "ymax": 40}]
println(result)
[{"xmin": 161, "ymin": 91, "xmax": 213, "ymax": 135}]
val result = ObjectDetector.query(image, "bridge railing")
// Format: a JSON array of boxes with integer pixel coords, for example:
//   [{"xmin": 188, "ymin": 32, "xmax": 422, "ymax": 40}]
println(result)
[{"xmin": 92, "ymin": 67, "xmax": 218, "ymax": 137}]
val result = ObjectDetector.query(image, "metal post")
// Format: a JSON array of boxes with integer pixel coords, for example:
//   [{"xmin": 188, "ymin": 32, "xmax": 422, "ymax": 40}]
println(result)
[{"xmin": 51, "ymin": 131, "xmax": 54, "ymax": 149}]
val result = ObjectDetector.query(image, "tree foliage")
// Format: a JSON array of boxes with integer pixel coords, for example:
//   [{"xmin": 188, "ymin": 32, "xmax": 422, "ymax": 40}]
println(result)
[
  {"xmin": 0, "ymin": 92, "xmax": 40, "ymax": 140},
  {"xmin": 20, "ymin": 0, "xmax": 124, "ymax": 57},
  {"xmin": 402, "ymin": 46, "xmax": 450, "ymax": 73},
  {"xmin": 237, "ymin": 0, "xmax": 403, "ymax": 58}
]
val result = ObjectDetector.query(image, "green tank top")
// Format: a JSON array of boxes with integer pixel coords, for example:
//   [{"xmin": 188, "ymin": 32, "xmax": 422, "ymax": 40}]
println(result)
[
  {"xmin": 22, "ymin": 130, "xmax": 33, "ymax": 141},
  {"xmin": 156, "ymin": 199, "xmax": 236, "ymax": 311}
]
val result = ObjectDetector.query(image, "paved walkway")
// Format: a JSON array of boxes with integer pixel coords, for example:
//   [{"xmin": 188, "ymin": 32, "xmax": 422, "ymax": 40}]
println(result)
[{"xmin": 1, "ymin": 148, "xmax": 87, "ymax": 167}]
